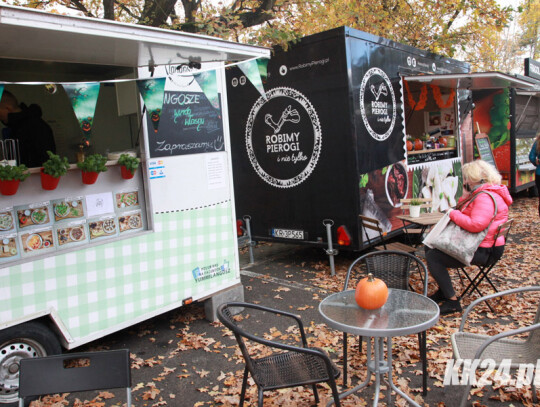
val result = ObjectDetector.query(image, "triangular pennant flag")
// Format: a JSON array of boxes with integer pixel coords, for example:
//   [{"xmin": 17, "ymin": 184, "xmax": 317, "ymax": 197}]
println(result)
[
  {"xmin": 238, "ymin": 59, "xmax": 266, "ymax": 99},
  {"xmin": 136, "ymin": 78, "xmax": 166, "ymax": 133},
  {"xmin": 257, "ymin": 58, "xmax": 269, "ymax": 83},
  {"xmin": 194, "ymin": 70, "xmax": 219, "ymax": 109},
  {"xmin": 0, "ymin": 84, "xmax": 4, "ymax": 102},
  {"xmin": 63, "ymin": 82, "xmax": 101, "ymax": 138}
]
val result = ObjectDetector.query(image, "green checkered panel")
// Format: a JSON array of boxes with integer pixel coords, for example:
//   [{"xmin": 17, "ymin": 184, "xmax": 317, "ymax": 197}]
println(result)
[{"xmin": 0, "ymin": 202, "xmax": 239, "ymax": 341}]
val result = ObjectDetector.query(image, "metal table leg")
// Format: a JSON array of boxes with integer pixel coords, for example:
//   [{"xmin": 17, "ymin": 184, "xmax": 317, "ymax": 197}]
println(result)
[{"xmin": 328, "ymin": 336, "xmax": 421, "ymax": 407}]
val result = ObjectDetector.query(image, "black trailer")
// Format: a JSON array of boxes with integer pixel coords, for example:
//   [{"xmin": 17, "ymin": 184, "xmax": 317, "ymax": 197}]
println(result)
[{"xmin": 226, "ymin": 27, "xmax": 472, "ymax": 263}]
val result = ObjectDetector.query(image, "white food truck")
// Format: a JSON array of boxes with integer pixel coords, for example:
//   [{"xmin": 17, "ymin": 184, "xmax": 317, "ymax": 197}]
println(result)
[{"xmin": 0, "ymin": 5, "xmax": 269, "ymax": 404}]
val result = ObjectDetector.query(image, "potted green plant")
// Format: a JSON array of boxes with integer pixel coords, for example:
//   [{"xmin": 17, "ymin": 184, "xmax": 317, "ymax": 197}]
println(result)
[
  {"xmin": 76, "ymin": 153, "xmax": 108, "ymax": 185},
  {"xmin": 118, "ymin": 154, "xmax": 140, "ymax": 180},
  {"xmin": 0, "ymin": 163, "xmax": 30, "ymax": 195},
  {"xmin": 41, "ymin": 151, "xmax": 70, "ymax": 190},
  {"xmin": 409, "ymin": 198, "xmax": 423, "ymax": 218}
]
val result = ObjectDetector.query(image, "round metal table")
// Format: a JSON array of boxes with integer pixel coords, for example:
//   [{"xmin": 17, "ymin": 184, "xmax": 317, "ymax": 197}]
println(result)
[{"xmin": 319, "ymin": 288, "xmax": 439, "ymax": 406}]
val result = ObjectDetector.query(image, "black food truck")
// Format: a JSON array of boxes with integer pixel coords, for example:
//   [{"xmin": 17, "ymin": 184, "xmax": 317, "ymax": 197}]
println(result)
[
  {"xmin": 226, "ymin": 27, "xmax": 468, "ymax": 258},
  {"xmin": 226, "ymin": 27, "xmax": 537, "ymax": 266}
]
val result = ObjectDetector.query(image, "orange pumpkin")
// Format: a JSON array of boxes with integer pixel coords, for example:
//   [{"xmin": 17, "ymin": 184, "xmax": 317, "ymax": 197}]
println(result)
[{"xmin": 355, "ymin": 273, "xmax": 389, "ymax": 310}]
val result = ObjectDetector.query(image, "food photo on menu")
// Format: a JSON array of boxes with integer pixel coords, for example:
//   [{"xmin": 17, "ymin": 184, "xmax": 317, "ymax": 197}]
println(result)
[
  {"xmin": 0, "ymin": 234, "xmax": 19, "ymax": 262},
  {"xmin": 0, "ymin": 210, "xmax": 16, "ymax": 233},
  {"xmin": 88, "ymin": 217, "xmax": 118, "ymax": 240},
  {"xmin": 20, "ymin": 228, "xmax": 55, "ymax": 256},
  {"xmin": 56, "ymin": 223, "xmax": 88, "ymax": 247},
  {"xmin": 52, "ymin": 198, "xmax": 85, "ymax": 222},
  {"xmin": 115, "ymin": 191, "xmax": 139, "ymax": 209},
  {"xmin": 118, "ymin": 211, "xmax": 143, "ymax": 233},
  {"xmin": 16, "ymin": 204, "xmax": 51, "ymax": 229}
]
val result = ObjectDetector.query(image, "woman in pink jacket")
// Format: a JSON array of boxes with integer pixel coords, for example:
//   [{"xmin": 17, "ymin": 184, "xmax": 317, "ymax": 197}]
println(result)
[{"xmin": 427, "ymin": 160, "xmax": 513, "ymax": 314}]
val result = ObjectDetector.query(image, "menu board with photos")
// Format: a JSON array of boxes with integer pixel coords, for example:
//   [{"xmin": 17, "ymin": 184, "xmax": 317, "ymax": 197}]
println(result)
[{"xmin": 2, "ymin": 189, "xmax": 146, "ymax": 265}]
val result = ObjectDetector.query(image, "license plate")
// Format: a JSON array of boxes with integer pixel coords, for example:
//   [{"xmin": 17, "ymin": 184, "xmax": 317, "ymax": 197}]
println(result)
[{"xmin": 271, "ymin": 228, "xmax": 304, "ymax": 239}]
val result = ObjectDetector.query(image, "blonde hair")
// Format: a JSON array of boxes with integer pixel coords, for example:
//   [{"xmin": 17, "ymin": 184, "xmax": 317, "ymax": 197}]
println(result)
[
  {"xmin": 535, "ymin": 131, "xmax": 540, "ymax": 154},
  {"xmin": 462, "ymin": 160, "xmax": 502, "ymax": 185}
]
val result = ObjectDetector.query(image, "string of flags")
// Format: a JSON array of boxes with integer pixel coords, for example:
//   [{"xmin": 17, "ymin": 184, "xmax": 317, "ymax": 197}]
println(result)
[{"xmin": 0, "ymin": 57, "xmax": 268, "ymax": 136}]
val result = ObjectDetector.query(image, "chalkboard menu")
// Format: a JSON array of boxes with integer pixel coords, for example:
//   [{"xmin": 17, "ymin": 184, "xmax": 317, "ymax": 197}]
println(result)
[
  {"xmin": 148, "ymin": 91, "xmax": 224, "ymax": 158},
  {"xmin": 475, "ymin": 134, "xmax": 497, "ymax": 169}
]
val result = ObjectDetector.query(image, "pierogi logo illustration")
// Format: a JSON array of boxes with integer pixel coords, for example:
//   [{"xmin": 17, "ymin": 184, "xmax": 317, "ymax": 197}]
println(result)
[
  {"xmin": 359, "ymin": 67, "xmax": 397, "ymax": 141},
  {"xmin": 245, "ymin": 87, "xmax": 322, "ymax": 188}
]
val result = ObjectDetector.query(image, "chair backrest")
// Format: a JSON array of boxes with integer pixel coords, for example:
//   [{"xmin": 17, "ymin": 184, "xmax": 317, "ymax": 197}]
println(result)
[
  {"xmin": 343, "ymin": 250, "xmax": 428, "ymax": 296},
  {"xmin": 485, "ymin": 218, "xmax": 514, "ymax": 265},
  {"xmin": 217, "ymin": 302, "xmax": 311, "ymax": 382},
  {"xmin": 494, "ymin": 218, "xmax": 513, "ymax": 244},
  {"xmin": 359, "ymin": 215, "xmax": 386, "ymax": 248},
  {"xmin": 400, "ymin": 198, "xmax": 433, "ymax": 214},
  {"xmin": 19, "ymin": 349, "xmax": 131, "ymax": 405}
]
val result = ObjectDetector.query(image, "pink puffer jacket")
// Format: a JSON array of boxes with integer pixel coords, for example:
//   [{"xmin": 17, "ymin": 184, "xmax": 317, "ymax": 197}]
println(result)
[{"xmin": 449, "ymin": 183, "xmax": 512, "ymax": 247}]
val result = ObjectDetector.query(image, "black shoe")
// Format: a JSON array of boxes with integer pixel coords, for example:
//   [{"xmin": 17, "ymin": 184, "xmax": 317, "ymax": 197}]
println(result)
[
  {"xmin": 428, "ymin": 289, "xmax": 445, "ymax": 303},
  {"xmin": 439, "ymin": 299, "xmax": 462, "ymax": 315}
]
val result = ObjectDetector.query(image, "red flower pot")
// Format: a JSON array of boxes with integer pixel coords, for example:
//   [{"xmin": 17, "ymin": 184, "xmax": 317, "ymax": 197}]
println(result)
[
  {"xmin": 40, "ymin": 168, "xmax": 61, "ymax": 190},
  {"xmin": 120, "ymin": 165, "xmax": 135, "ymax": 179},
  {"xmin": 0, "ymin": 179, "xmax": 21, "ymax": 195},
  {"xmin": 81, "ymin": 171, "xmax": 99, "ymax": 185}
]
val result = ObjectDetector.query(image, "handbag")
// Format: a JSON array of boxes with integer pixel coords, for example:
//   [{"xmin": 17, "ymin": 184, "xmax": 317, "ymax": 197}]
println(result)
[
  {"xmin": 422, "ymin": 212, "xmax": 451, "ymax": 249},
  {"xmin": 423, "ymin": 191, "xmax": 498, "ymax": 266}
]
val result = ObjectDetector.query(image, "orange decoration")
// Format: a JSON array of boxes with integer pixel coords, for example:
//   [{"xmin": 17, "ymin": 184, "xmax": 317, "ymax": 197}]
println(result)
[
  {"xmin": 430, "ymin": 85, "xmax": 456, "ymax": 109},
  {"xmin": 355, "ymin": 273, "xmax": 389, "ymax": 310},
  {"xmin": 404, "ymin": 80, "xmax": 427, "ymax": 111}
]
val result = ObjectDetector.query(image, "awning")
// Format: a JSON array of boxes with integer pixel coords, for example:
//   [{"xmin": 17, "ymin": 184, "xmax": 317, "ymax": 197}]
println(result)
[
  {"xmin": 403, "ymin": 72, "xmax": 538, "ymax": 90},
  {"xmin": 0, "ymin": 5, "xmax": 269, "ymax": 73}
]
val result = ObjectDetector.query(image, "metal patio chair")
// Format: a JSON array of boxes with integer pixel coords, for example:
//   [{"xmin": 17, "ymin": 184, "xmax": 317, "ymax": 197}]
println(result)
[
  {"xmin": 217, "ymin": 302, "xmax": 342, "ymax": 406},
  {"xmin": 18, "ymin": 349, "xmax": 131, "ymax": 407},
  {"xmin": 451, "ymin": 286, "xmax": 540, "ymax": 406},
  {"xmin": 457, "ymin": 219, "xmax": 514, "ymax": 308},
  {"xmin": 359, "ymin": 215, "xmax": 417, "ymax": 253},
  {"xmin": 342, "ymin": 250, "xmax": 429, "ymax": 395}
]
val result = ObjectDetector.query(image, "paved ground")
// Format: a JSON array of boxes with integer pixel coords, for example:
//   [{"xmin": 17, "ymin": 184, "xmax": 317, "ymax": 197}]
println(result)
[{"xmin": 35, "ymin": 196, "xmax": 539, "ymax": 406}]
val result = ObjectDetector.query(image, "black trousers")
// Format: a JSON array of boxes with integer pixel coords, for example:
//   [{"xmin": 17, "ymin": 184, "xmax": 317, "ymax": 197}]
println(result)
[{"xmin": 426, "ymin": 245, "xmax": 504, "ymax": 299}]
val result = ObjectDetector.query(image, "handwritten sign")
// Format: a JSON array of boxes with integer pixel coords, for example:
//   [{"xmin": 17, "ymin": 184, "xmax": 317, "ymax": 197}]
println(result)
[
  {"xmin": 148, "ymin": 91, "xmax": 224, "ymax": 158},
  {"xmin": 475, "ymin": 134, "xmax": 497, "ymax": 169}
]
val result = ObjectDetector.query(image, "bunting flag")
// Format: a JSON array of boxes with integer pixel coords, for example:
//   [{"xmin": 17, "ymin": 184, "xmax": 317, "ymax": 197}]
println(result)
[
  {"xmin": 238, "ymin": 59, "xmax": 266, "ymax": 99},
  {"xmin": 63, "ymin": 82, "xmax": 101, "ymax": 138},
  {"xmin": 257, "ymin": 58, "xmax": 269, "ymax": 83},
  {"xmin": 0, "ymin": 84, "xmax": 4, "ymax": 101},
  {"xmin": 194, "ymin": 70, "xmax": 219, "ymax": 109},
  {"xmin": 136, "ymin": 77, "xmax": 166, "ymax": 133}
]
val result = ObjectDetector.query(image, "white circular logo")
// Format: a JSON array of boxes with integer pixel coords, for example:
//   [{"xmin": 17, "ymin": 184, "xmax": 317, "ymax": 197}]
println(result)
[
  {"xmin": 231, "ymin": 77, "xmax": 238, "ymax": 87},
  {"xmin": 359, "ymin": 67, "xmax": 397, "ymax": 141},
  {"xmin": 245, "ymin": 87, "xmax": 322, "ymax": 188},
  {"xmin": 240, "ymin": 76, "xmax": 247, "ymax": 85},
  {"xmin": 432, "ymin": 63, "xmax": 437, "ymax": 72},
  {"xmin": 279, "ymin": 65, "xmax": 288, "ymax": 76}
]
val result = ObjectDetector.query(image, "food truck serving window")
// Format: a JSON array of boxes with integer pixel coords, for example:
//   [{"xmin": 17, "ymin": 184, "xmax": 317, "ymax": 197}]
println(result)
[{"xmin": 402, "ymin": 79, "xmax": 458, "ymax": 165}]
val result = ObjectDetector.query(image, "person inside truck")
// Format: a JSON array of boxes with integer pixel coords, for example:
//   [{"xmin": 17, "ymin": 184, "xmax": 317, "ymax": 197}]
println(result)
[
  {"xmin": 426, "ymin": 160, "xmax": 512, "ymax": 315},
  {"xmin": 0, "ymin": 90, "xmax": 56, "ymax": 167},
  {"xmin": 529, "ymin": 131, "xmax": 540, "ymax": 217}
]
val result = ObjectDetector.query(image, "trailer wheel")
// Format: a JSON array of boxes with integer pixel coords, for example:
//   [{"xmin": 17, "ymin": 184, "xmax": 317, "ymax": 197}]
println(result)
[{"xmin": 0, "ymin": 321, "xmax": 61, "ymax": 406}]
